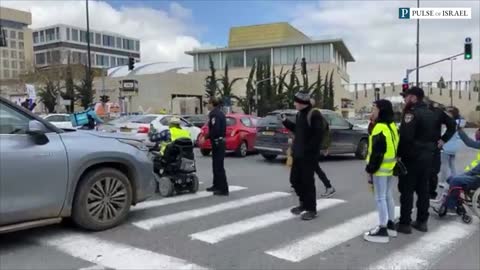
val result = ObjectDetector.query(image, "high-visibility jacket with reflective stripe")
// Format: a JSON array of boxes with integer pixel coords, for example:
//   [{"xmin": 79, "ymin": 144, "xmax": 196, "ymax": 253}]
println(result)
[
  {"xmin": 160, "ymin": 127, "xmax": 191, "ymax": 154},
  {"xmin": 366, "ymin": 122, "xmax": 399, "ymax": 176},
  {"xmin": 465, "ymin": 151, "xmax": 480, "ymax": 172}
]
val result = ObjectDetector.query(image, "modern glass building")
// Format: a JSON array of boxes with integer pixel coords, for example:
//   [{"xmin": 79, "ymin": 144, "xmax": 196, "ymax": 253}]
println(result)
[{"xmin": 32, "ymin": 24, "xmax": 140, "ymax": 68}]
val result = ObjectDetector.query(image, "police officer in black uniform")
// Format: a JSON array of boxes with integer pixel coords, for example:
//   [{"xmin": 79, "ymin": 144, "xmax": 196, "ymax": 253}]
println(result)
[
  {"xmin": 424, "ymin": 98, "xmax": 456, "ymax": 200},
  {"xmin": 205, "ymin": 97, "xmax": 229, "ymax": 196},
  {"xmin": 397, "ymin": 87, "xmax": 437, "ymax": 234}
]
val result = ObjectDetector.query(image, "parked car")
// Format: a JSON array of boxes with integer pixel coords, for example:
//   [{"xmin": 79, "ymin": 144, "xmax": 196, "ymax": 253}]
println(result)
[
  {"xmin": 198, "ymin": 113, "xmax": 258, "ymax": 157},
  {"xmin": 0, "ymin": 97, "xmax": 156, "ymax": 233},
  {"xmin": 255, "ymin": 109, "xmax": 369, "ymax": 161},
  {"xmin": 115, "ymin": 114, "xmax": 201, "ymax": 143},
  {"xmin": 43, "ymin": 113, "xmax": 73, "ymax": 129},
  {"xmin": 182, "ymin": 114, "xmax": 208, "ymax": 128},
  {"xmin": 350, "ymin": 119, "xmax": 370, "ymax": 130}
]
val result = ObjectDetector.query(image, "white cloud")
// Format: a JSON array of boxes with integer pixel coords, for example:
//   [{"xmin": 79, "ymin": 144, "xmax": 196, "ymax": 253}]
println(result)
[
  {"xmin": 0, "ymin": 0, "xmax": 202, "ymax": 65},
  {"xmin": 289, "ymin": 1, "xmax": 480, "ymax": 84}
]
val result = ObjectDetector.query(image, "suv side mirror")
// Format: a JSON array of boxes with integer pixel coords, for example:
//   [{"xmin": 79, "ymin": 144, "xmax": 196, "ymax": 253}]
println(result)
[{"xmin": 26, "ymin": 120, "xmax": 49, "ymax": 145}]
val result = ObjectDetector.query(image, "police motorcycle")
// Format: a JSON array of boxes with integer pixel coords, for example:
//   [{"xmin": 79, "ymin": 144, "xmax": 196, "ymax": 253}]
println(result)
[{"xmin": 147, "ymin": 124, "xmax": 199, "ymax": 197}]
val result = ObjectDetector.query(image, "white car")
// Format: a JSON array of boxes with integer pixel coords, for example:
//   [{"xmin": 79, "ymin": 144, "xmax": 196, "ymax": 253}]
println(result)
[
  {"xmin": 116, "ymin": 114, "xmax": 201, "ymax": 143},
  {"xmin": 42, "ymin": 114, "xmax": 73, "ymax": 129}
]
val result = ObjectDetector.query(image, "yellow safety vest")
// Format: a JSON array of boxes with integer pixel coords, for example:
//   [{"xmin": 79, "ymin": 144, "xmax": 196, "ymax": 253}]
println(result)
[
  {"xmin": 465, "ymin": 151, "xmax": 480, "ymax": 172},
  {"xmin": 366, "ymin": 122, "xmax": 399, "ymax": 176},
  {"xmin": 160, "ymin": 127, "xmax": 191, "ymax": 155}
]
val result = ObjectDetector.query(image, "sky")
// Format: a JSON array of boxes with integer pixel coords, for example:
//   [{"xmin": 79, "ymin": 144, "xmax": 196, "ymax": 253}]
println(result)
[{"xmin": 1, "ymin": 0, "xmax": 479, "ymax": 85}]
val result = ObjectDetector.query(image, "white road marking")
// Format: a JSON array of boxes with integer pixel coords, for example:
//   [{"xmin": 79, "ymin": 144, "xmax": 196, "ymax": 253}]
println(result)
[
  {"xmin": 368, "ymin": 220, "xmax": 479, "ymax": 270},
  {"xmin": 265, "ymin": 207, "xmax": 400, "ymax": 262},
  {"xmin": 39, "ymin": 232, "xmax": 206, "ymax": 270},
  {"xmin": 132, "ymin": 186, "xmax": 246, "ymax": 211},
  {"xmin": 79, "ymin": 265, "xmax": 106, "ymax": 270},
  {"xmin": 191, "ymin": 199, "xmax": 346, "ymax": 244},
  {"xmin": 133, "ymin": 192, "xmax": 291, "ymax": 230}
]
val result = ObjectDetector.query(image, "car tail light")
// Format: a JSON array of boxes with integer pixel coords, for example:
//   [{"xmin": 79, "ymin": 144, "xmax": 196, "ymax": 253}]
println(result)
[
  {"xmin": 137, "ymin": 126, "xmax": 150, "ymax": 133},
  {"xmin": 278, "ymin": 127, "xmax": 289, "ymax": 134}
]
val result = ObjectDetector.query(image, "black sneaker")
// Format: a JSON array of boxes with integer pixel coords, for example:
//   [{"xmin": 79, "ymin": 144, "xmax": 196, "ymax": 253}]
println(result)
[
  {"xmin": 290, "ymin": 206, "xmax": 305, "ymax": 215},
  {"xmin": 387, "ymin": 220, "xmax": 397, "ymax": 238},
  {"xmin": 301, "ymin": 211, "xmax": 317, "ymax": 220},
  {"xmin": 412, "ymin": 221, "xmax": 428, "ymax": 232},
  {"xmin": 364, "ymin": 226, "xmax": 389, "ymax": 243},
  {"xmin": 396, "ymin": 223, "xmax": 412, "ymax": 234},
  {"xmin": 213, "ymin": 190, "xmax": 229, "ymax": 196},
  {"xmin": 320, "ymin": 187, "xmax": 336, "ymax": 198},
  {"xmin": 206, "ymin": 186, "xmax": 216, "ymax": 192}
]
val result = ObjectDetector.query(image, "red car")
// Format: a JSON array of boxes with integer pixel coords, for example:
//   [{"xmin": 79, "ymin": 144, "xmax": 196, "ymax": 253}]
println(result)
[{"xmin": 198, "ymin": 113, "xmax": 259, "ymax": 157}]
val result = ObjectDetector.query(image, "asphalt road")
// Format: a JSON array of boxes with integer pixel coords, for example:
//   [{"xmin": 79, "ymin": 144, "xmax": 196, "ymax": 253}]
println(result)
[{"xmin": 1, "ymin": 133, "xmax": 479, "ymax": 270}]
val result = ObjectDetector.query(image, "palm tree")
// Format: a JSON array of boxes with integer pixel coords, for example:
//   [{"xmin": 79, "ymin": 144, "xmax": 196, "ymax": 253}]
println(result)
[
  {"xmin": 38, "ymin": 78, "xmax": 61, "ymax": 113},
  {"xmin": 217, "ymin": 62, "xmax": 243, "ymax": 112},
  {"xmin": 76, "ymin": 69, "xmax": 94, "ymax": 109},
  {"xmin": 204, "ymin": 56, "xmax": 218, "ymax": 99}
]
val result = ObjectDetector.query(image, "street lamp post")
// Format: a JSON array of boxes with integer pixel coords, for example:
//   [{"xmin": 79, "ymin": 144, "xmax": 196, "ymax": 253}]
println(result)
[
  {"xmin": 450, "ymin": 57, "xmax": 456, "ymax": 106},
  {"xmin": 86, "ymin": 0, "xmax": 92, "ymax": 73},
  {"xmin": 416, "ymin": 0, "xmax": 420, "ymax": 85}
]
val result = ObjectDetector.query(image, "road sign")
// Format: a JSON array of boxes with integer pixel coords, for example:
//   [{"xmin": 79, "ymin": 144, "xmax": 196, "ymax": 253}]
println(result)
[{"xmin": 465, "ymin": 37, "xmax": 472, "ymax": 43}]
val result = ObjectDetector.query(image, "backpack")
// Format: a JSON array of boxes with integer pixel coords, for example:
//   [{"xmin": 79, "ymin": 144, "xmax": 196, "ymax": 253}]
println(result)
[{"xmin": 306, "ymin": 108, "xmax": 331, "ymax": 150}]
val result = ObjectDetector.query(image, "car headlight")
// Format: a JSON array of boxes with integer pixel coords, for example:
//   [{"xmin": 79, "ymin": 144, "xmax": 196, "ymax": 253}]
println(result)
[{"xmin": 118, "ymin": 139, "xmax": 149, "ymax": 151}]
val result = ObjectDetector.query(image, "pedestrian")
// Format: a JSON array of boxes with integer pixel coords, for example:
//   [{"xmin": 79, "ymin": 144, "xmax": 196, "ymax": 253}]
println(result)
[
  {"xmin": 281, "ymin": 91, "xmax": 325, "ymax": 220},
  {"xmin": 475, "ymin": 126, "xmax": 480, "ymax": 142},
  {"xmin": 205, "ymin": 97, "xmax": 229, "ymax": 196},
  {"xmin": 424, "ymin": 98, "xmax": 456, "ymax": 200},
  {"xmin": 438, "ymin": 107, "xmax": 463, "ymax": 192},
  {"xmin": 364, "ymin": 99, "xmax": 399, "ymax": 243},
  {"xmin": 310, "ymin": 99, "xmax": 336, "ymax": 197},
  {"xmin": 397, "ymin": 87, "xmax": 437, "ymax": 234}
]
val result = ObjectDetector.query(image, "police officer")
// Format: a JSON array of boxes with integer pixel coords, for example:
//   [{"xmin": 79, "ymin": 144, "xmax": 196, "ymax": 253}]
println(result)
[
  {"xmin": 423, "ymin": 98, "xmax": 456, "ymax": 200},
  {"xmin": 205, "ymin": 97, "xmax": 229, "ymax": 196},
  {"xmin": 397, "ymin": 87, "xmax": 437, "ymax": 234}
]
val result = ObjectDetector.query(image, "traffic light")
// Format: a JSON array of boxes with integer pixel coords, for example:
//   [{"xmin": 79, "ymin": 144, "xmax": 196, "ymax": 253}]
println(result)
[
  {"xmin": 100, "ymin": 95, "xmax": 110, "ymax": 103},
  {"xmin": 128, "ymin": 57, "xmax": 135, "ymax": 70},
  {"xmin": 464, "ymin": 40, "xmax": 472, "ymax": 60}
]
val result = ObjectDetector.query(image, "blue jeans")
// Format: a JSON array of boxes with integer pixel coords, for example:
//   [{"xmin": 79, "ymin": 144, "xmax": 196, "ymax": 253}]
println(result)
[
  {"xmin": 440, "ymin": 152, "xmax": 456, "ymax": 185},
  {"xmin": 446, "ymin": 173, "xmax": 480, "ymax": 209},
  {"xmin": 373, "ymin": 175, "xmax": 396, "ymax": 226}
]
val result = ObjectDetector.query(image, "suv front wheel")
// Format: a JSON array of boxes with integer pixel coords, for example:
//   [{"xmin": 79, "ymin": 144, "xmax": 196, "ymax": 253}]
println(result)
[
  {"xmin": 355, "ymin": 139, "xmax": 368, "ymax": 160},
  {"xmin": 72, "ymin": 168, "xmax": 133, "ymax": 231}
]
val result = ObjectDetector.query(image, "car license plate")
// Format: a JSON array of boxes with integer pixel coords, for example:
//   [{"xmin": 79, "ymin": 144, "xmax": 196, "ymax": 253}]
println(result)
[
  {"xmin": 120, "ymin": 127, "xmax": 131, "ymax": 132},
  {"xmin": 263, "ymin": 131, "xmax": 275, "ymax": 136}
]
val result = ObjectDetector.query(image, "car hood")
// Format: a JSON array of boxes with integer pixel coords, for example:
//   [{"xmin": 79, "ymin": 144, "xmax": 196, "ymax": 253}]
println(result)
[{"xmin": 77, "ymin": 130, "xmax": 144, "ymax": 141}]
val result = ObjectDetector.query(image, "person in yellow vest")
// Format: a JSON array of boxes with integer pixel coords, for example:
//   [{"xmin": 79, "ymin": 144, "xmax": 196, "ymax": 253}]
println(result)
[
  {"xmin": 364, "ymin": 99, "xmax": 399, "ymax": 243},
  {"xmin": 436, "ymin": 126, "xmax": 480, "ymax": 213},
  {"xmin": 159, "ymin": 117, "xmax": 191, "ymax": 155}
]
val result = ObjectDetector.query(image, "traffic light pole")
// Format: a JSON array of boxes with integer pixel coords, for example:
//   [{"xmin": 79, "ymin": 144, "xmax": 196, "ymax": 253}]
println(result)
[{"xmin": 405, "ymin": 52, "xmax": 464, "ymax": 84}]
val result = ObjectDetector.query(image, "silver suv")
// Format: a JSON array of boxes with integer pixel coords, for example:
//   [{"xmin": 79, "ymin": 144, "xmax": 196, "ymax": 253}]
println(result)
[{"xmin": 0, "ymin": 97, "xmax": 156, "ymax": 233}]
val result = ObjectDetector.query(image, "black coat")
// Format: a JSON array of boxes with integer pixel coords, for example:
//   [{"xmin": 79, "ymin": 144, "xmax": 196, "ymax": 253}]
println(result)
[
  {"xmin": 283, "ymin": 106, "xmax": 324, "ymax": 159},
  {"xmin": 207, "ymin": 107, "xmax": 226, "ymax": 140}
]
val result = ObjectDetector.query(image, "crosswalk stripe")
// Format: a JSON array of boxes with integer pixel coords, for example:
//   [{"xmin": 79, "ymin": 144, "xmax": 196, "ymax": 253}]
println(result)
[
  {"xmin": 265, "ymin": 207, "xmax": 400, "ymax": 262},
  {"xmin": 133, "ymin": 192, "xmax": 291, "ymax": 230},
  {"xmin": 39, "ymin": 232, "xmax": 206, "ymax": 270},
  {"xmin": 132, "ymin": 185, "xmax": 247, "ymax": 211},
  {"xmin": 79, "ymin": 265, "xmax": 106, "ymax": 270},
  {"xmin": 190, "ymin": 199, "xmax": 346, "ymax": 244},
  {"xmin": 367, "ymin": 220, "xmax": 479, "ymax": 270}
]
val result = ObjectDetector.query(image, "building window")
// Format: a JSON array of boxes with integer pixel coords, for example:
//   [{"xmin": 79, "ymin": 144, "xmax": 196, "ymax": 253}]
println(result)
[
  {"xmin": 3, "ymin": 70, "xmax": 10, "ymax": 79},
  {"xmin": 20, "ymin": 61, "xmax": 25, "ymax": 70},
  {"xmin": 246, "ymin": 48, "xmax": 271, "ymax": 67},
  {"xmin": 198, "ymin": 53, "xmax": 221, "ymax": 70},
  {"xmin": 2, "ymin": 29, "xmax": 8, "ymax": 38},
  {"xmin": 12, "ymin": 70, "xmax": 18, "ymax": 78},
  {"xmin": 95, "ymin": 54, "xmax": 109, "ymax": 67},
  {"xmin": 80, "ymin": 30, "xmax": 87, "ymax": 43},
  {"xmin": 33, "ymin": 32, "xmax": 39, "ymax": 43},
  {"xmin": 11, "ymin": 61, "xmax": 17, "ymax": 69},
  {"xmin": 18, "ymin": 41, "xmax": 24, "ymax": 49},
  {"xmin": 222, "ymin": 51, "xmax": 244, "ymax": 68},
  {"xmin": 72, "ymin": 29, "xmax": 78, "ymax": 41},
  {"xmin": 304, "ymin": 44, "xmax": 330, "ymax": 63},
  {"xmin": 19, "ymin": 51, "xmax": 24, "ymax": 59},
  {"xmin": 40, "ymin": 31, "xmax": 45, "ymax": 42},
  {"xmin": 10, "ymin": 30, "xmax": 16, "ymax": 39},
  {"xmin": 116, "ymin": 37, "xmax": 122, "ymax": 48},
  {"xmin": 95, "ymin": 33, "xmax": 101, "ymax": 45},
  {"xmin": 3, "ymin": 59, "xmax": 10, "ymax": 68},
  {"xmin": 2, "ymin": 50, "xmax": 8, "ymax": 58},
  {"xmin": 66, "ymin": 28, "xmax": 70, "ymax": 40},
  {"xmin": 56, "ymin": 27, "xmax": 60, "ymax": 40},
  {"xmin": 35, "ymin": 53, "xmax": 45, "ymax": 65},
  {"xmin": 46, "ymin": 51, "xmax": 52, "ymax": 64},
  {"xmin": 103, "ymin": 35, "xmax": 115, "ymax": 47},
  {"xmin": 52, "ymin": 50, "xmax": 61, "ymax": 64},
  {"xmin": 18, "ymin": 31, "xmax": 24, "ymax": 40},
  {"xmin": 123, "ymin": 39, "xmax": 134, "ymax": 50},
  {"xmin": 273, "ymin": 46, "xmax": 301, "ymax": 65},
  {"xmin": 10, "ymin": 41, "xmax": 16, "ymax": 49},
  {"xmin": 11, "ymin": 51, "xmax": 17, "ymax": 59},
  {"xmin": 110, "ymin": 56, "xmax": 116, "ymax": 67},
  {"xmin": 135, "ymin": 40, "xmax": 140, "ymax": 52}
]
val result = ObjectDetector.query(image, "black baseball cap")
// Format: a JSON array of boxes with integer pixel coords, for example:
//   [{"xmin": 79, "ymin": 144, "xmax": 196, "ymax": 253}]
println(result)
[
  {"xmin": 294, "ymin": 91, "xmax": 311, "ymax": 105},
  {"xmin": 400, "ymin": 86, "xmax": 425, "ymax": 99}
]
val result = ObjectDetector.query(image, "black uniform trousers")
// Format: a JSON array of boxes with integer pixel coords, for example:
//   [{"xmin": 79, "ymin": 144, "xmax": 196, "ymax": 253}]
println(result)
[
  {"xmin": 398, "ymin": 154, "xmax": 433, "ymax": 225},
  {"xmin": 211, "ymin": 139, "xmax": 228, "ymax": 192},
  {"xmin": 290, "ymin": 157, "xmax": 317, "ymax": 212},
  {"xmin": 314, "ymin": 163, "xmax": 332, "ymax": 189},
  {"xmin": 429, "ymin": 149, "xmax": 441, "ymax": 198}
]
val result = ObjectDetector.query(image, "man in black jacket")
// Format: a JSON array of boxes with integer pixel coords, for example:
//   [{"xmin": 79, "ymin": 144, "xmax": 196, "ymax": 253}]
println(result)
[
  {"xmin": 282, "ymin": 91, "xmax": 324, "ymax": 220},
  {"xmin": 423, "ymin": 98, "xmax": 456, "ymax": 199},
  {"xmin": 397, "ymin": 87, "xmax": 437, "ymax": 233}
]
